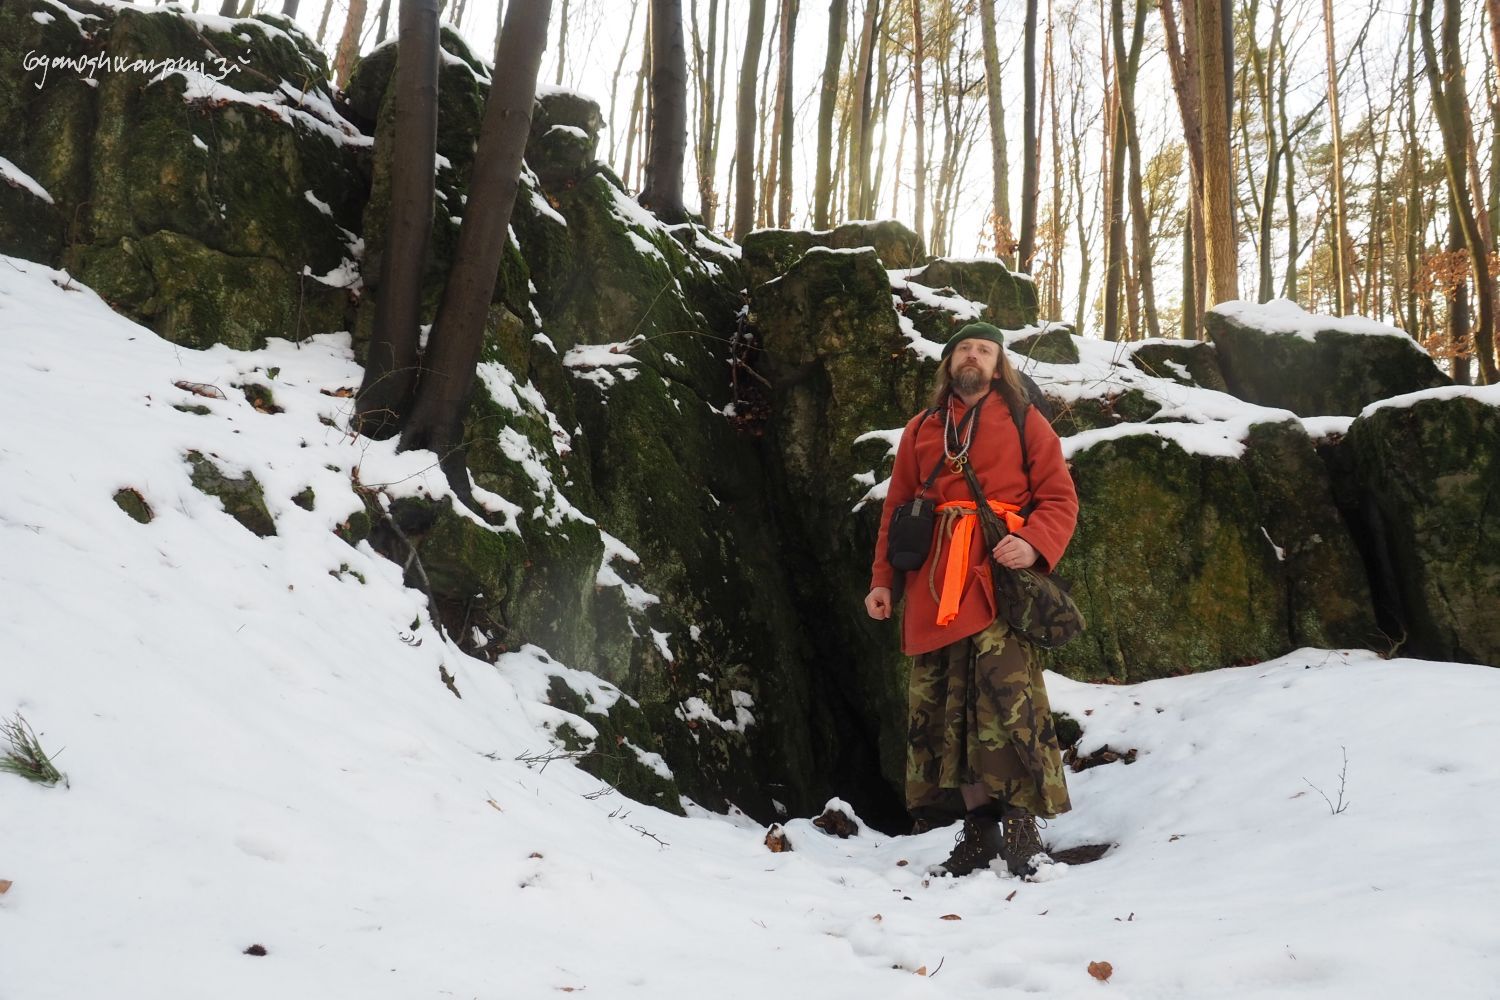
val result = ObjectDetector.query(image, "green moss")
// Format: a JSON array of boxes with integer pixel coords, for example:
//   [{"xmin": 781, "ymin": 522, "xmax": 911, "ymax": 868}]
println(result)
[
  {"xmin": 113, "ymin": 488, "xmax": 154, "ymax": 524},
  {"xmin": 1349, "ymin": 395, "xmax": 1500, "ymax": 664},
  {"xmin": 912, "ymin": 258, "xmax": 1039, "ymax": 329},
  {"xmin": 545, "ymin": 677, "xmax": 683, "ymax": 813},
  {"xmin": 1205, "ymin": 311, "xmax": 1448, "ymax": 417},
  {"xmin": 292, "ymin": 487, "xmax": 316, "ymax": 511},
  {"xmin": 1130, "ymin": 341, "xmax": 1229, "ymax": 391},
  {"xmin": 1041, "ymin": 433, "xmax": 1286, "ymax": 682},
  {"xmin": 1010, "ymin": 329, "xmax": 1080, "ymax": 365},
  {"xmin": 186, "ymin": 451, "xmax": 277, "ymax": 537}
]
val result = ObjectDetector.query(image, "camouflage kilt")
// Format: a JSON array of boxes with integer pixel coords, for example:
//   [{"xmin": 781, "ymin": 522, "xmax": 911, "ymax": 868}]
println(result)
[{"xmin": 906, "ymin": 618, "xmax": 1071, "ymax": 818}]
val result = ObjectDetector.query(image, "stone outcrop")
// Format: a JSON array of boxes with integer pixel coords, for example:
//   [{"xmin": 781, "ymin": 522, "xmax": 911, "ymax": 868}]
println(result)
[{"xmin": 1206, "ymin": 300, "xmax": 1449, "ymax": 416}]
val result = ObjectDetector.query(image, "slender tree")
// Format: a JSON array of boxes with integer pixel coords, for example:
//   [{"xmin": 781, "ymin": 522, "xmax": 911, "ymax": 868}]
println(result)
[
  {"xmin": 1198, "ymin": 0, "xmax": 1238, "ymax": 304},
  {"xmin": 354, "ymin": 0, "xmax": 441, "ymax": 439},
  {"xmin": 978, "ymin": 0, "xmax": 1012, "ymax": 262},
  {"xmin": 812, "ymin": 1, "xmax": 847, "ymax": 228},
  {"xmin": 1017, "ymin": 0, "xmax": 1039, "ymax": 270},
  {"xmin": 1161, "ymin": 0, "xmax": 1206, "ymax": 332},
  {"xmin": 555, "ymin": 0, "xmax": 569, "ymax": 85},
  {"xmin": 1421, "ymin": 0, "xmax": 1497, "ymax": 382},
  {"xmin": 847, "ymin": 0, "xmax": 881, "ymax": 219},
  {"xmin": 734, "ymin": 0, "xmax": 769, "ymax": 238},
  {"xmin": 606, "ymin": 0, "xmax": 644, "ymax": 165},
  {"xmin": 333, "ymin": 0, "xmax": 372, "ymax": 86},
  {"xmin": 911, "ymin": 0, "xmax": 927, "ymax": 244},
  {"xmin": 1321, "ymin": 0, "xmax": 1355, "ymax": 313},
  {"xmin": 641, "ymin": 0, "xmax": 690, "ymax": 221},
  {"xmin": 400, "ymin": 0, "xmax": 555, "ymax": 490}
]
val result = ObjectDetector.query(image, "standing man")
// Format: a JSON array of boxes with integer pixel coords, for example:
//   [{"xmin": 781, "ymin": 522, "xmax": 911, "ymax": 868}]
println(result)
[{"xmin": 866, "ymin": 322, "xmax": 1079, "ymax": 879}]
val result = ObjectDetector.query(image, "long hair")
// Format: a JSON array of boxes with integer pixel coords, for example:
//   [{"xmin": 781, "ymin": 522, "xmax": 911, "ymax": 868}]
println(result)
[{"xmin": 927, "ymin": 345, "xmax": 1029, "ymax": 414}]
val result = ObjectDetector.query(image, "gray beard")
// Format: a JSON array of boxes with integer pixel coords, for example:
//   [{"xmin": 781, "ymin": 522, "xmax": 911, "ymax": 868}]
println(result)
[{"xmin": 953, "ymin": 366, "xmax": 989, "ymax": 396}]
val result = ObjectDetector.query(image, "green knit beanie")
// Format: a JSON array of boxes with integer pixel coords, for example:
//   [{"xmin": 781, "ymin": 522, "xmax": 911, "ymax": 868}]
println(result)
[{"xmin": 940, "ymin": 321, "xmax": 1007, "ymax": 359}]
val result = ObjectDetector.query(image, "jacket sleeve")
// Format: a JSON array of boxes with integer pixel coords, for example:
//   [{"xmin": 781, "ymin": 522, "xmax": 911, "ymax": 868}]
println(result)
[
  {"xmin": 869, "ymin": 415, "xmax": 924, "ymax": 590},
  {"xmin": 1012, "ymin": 408, "xmax": 1079, "ymax": 574}
]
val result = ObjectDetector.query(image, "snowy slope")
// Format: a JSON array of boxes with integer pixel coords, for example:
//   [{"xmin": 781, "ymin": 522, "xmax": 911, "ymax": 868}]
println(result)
[{"xmin": 3, "ymin": 254, "xmax": 1499, "ymax": 999}]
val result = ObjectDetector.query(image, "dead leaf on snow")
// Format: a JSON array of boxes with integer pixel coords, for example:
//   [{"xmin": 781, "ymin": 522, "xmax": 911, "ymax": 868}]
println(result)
[
  {"xmin": 1005, "ymin": 890, "xmax": 1017, "ymax": 902},
  {"xmin": 914, "ymin": 966, "xmax": 928, "ymax": 977},
  {"xmin": 1088, "ymin": 961, "xmax": 1113, "ymax": 982},
  {"xmin": 940, "ymin": 913, "xmax": 962, "ymax": 921},
  {"xmin": 0, "ymin": 879, "xmax": 11, "ymax": 895},
  {"xmin": 871, "ymin": 913, "xmax": 883, "ymax": 922}
]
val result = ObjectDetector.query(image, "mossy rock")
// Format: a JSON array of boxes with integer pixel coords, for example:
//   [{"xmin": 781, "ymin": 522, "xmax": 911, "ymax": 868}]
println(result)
[
  {"xmin": 186, "ymin": 451, "xmax": 276, "ymax": 537},
  {"xmin": 741, "ymin": 228, "xmax": 827, "ymax": 291},
  {"xmin": 113, "ymin": 487, "xmax": 154, "ymax": 524},
  {"xmin": 828, "ymin": 220, "xmax": 926, "ymax": 270},
  {"xmin": 68, "ymin": 231, "xmax": 349, "ymax": 350},
  {"xmin": 1205, "ymin": 307, "xmax": 1448, "ymax": 417},
  {"xmin": 1049, "ymin": 389, "xmax": 1162, "ymax": 437},
  {"xmin": 1039, "ymin": 432, "xmax": 1289, "ymax": 682},
  {"xmin": 527, "ymin": 91, "xmax": 605, "ymax": 189},
  {"xmin": 753, "ymin": 245, "xmax": 936, "ymax": 796},
  {"xmin": 1348, "ymin": 393, "xmax": 1500, "ymax": 664},
  {"xmin": 0, "ymin": 179, "xmax": 63, "ymax": 263},
  {"xmin": 1130, "ymin": 340, "xmax": 1229, "ymax": 391},
  {"xmin": 910, "ymin": 257, "xmax": 1038, "ymax": 329},
  {"xmin": 1239, "ymin": 420, "xmax": 1378, "ymax": 649},
  {"xmin": 1010, "ymin": 328, "xmax": 1080, "ymax": 365},
  {"xmin": 545, "ymin": 677, "xmax": 684, "ymax": 813}
]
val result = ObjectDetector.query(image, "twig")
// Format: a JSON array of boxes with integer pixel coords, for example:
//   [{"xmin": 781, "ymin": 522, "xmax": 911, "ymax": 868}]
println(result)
[{"xmin": 1303, "ymin": 746, "xmax": 1350, "ymax": 815}]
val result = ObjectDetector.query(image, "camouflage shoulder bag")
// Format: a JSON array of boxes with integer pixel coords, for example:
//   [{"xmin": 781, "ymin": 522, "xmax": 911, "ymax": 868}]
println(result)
[{"xmin": 959, "ymin": 412, "xmax": 1086, "ymax": 650}]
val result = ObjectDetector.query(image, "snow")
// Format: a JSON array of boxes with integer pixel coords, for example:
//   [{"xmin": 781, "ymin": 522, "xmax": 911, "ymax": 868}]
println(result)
[
  {"xmin": 1358, "ymin": 382, "xmax": 1500, "ymax": 418},
  {"xmin": 1211, "ymin": 298, "xmax": 1423, "ymax": 345},
  {"xmin": 302, "ymin": 190, "xmax": 333, "ymax": 217},
  {"xmin": 1302, "ymin": 415, "xmax": 1356, "ymax": 440},
  {"xmin": 4, "ymin": 254, "xmax": 1500, "ymax": 997},
  {"xmin": 0, "ymin": 156, "xmax": 55, "ymax": 204},
  {"xmin": 596, "ymin": 529, "xmax": 661, "ymax": 612},
  {"xmin": 151, "ymin": 68, "xmax": 372, "ymax": 150}
]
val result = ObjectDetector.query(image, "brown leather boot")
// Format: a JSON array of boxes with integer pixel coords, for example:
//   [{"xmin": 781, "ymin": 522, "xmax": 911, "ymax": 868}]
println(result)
[
  {"xmin": 1001, "ymin": 805, "xmax": 1052, "ymax": 878},
  {"xmin": 927, "ymin": 815, "xmax": 1004, "ymax": 877}
]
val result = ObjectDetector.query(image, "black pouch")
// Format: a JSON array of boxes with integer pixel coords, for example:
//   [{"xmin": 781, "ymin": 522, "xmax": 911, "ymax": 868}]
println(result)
[{"xmin": 887, "ymin": 496, "xmax": 937, "ymax": 571}]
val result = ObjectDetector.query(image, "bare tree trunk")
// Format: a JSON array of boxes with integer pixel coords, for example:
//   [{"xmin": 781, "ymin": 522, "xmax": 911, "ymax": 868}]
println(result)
[
  {"xmin": 354, "ymin": 0, "xmax": 440, "ymax": 438},
  {"xmin": 1322, "ymin": 0, "xmax": 1355, "ymax": 313},
  {"xmin": 1018, "ymin": 0, "xmax": 1039, "ymax": 270},
  {"xmin": 734, "ymin": 0, "xmax": 769, "ymax": 238},
  {"xmin": 641, "ymin": 0, "xmax": 690, "ymax": 221},
  {"xmin": 282, "ymin": 0, "xmax": 300, "ymax": 18},
  {"xmin": 1198, "ymin": 0, "xmax": 1238, "ymax": 304},
  {"xmin": 776, "ymin": 0, "xmax": 799, "ymax": 226},
  {"xmin": 1251, "ymin": 0, "xmax": 1283, "ymax": 303},
  {"xmin": 1403, "ymin": 7, "xmax": 1421, "ymax": 334},
  {"xmin": 333, "ymin": 0, "xmax": 371, "ymax": 86},
  {"xmin": 607, "ymin": 0, "xmax": 643, "ymax": 165},
  {"xmin": 689, "ymin": 0, "xmax": 717, "ymax": 223},
  {"xmin": 978, "ymin": 0, "xmax": 1012, "ymax": 263},
  {"xmin": 316, "ymin": 0, "xmax": 337, "ymax": 42},
  {"xmin": 753, "ymin": 1, "xmax": 780, "ymax": 227},
  {"xmin": 1118, "ymin": 0, "xmax": 1158, "ymax": 338},
  {"xmin": 1102, "ymin": 0, "xmax": 1127, "ymax": 341},
  {"xmin": 911, "ymin": 0, "xmax": 927, "ymax": 244},
  {"xmin": 401, "ymin": 0, "xmax": 554, "ymax": 490},
  {"xmin": 814, "ymin": 0, "xmax": 847, "ymax": 229},
  {"xmin": 555, "ymin": 0, "xmax": 569, "ymax": 85},
  {"xmin": 374, "ymin": 0, "xmax": 394, "ymax": 43},
  {"xmin": 846, "ymin": 0, "xmax": 880, "ymax": 219},
  {"xmin": 1449, "ymin": 198, "xmax": 1473, "ymax": 384},
  {"xmin": 868, "ymin": 10, "xmax": 895, "ymax": 218},
  {"xmin": 623, "ymin": 35, "xmax": 651, "ymax": 190},
  {"xmin": 1161, "ymin": 0, "xmax": 1206, "ymax": 330},
  {"xmin": 1045, "ymin": 0, "xmax": 1062, "ymax": 316},
  {"xmin": 1421, "ymin": 0, "xmax": 1498, "ymax": 382}
]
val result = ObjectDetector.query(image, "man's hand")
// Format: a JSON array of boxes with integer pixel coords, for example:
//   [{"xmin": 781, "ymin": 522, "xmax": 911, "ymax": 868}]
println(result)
[
  {"xmin": 865, "ymin": 587, "xmax": 893, "ymax": 620},
  {"xmin": 992, "ymin": 535, "xmax": 1039, "ymax": 570}
]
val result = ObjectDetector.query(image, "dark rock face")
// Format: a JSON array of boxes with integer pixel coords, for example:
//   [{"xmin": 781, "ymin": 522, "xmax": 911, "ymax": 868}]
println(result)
[
  {"xmin": 1129, "ymin": 340, "xmax": 1230, "ymax": 392},
  {"xmin": 1205, "ymin": 304, "xmax": 1449, "ymax": 416},
  {"xmin": 1347, "ymin": 393, "xmax": 1500, "ymax": 665},
  {"xmin": 741, "ymin": 220, "xmax": 924, "ymax": 291},
  {"xmin": 1010, "ymin": 327, "xmax": 1080, "ymax": 365},
  {"xmin": 1040, "ymin": 422, "xmax": 1377, "ymax": 683},
  {"xmin": 0, "ymin": 0, "xmax": 367, "ymax": 347},
  {"xmin": 186, "ymin": 452, "xmax": 277, "ymax": 538},
  {"xmin": 910, "ymin": 258, "xmax": 1039, "ymax": 329}
]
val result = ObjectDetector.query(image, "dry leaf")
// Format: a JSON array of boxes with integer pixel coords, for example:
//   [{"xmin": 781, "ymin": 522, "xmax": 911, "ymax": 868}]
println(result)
[
  {"xmin": 0, "ymin": 879, "xmax": 11, "ymax": 895},
  {"xmin": 1088, "ymin": 961, "xmax": 1113, "ymax": 982},
  {"xmin": 486, "ymin": 798, "xmax": 504, "ymax": 812},
  {"xmin": 1005, "ymin": 890, "xmax": 1017, "ymax": 902},
  {"xmin": 896, "ymin": 859, "xmax": 909, "ymax": 866},
  {"xmin": 174, "ymin": 380, "xmax": 226, "ymax": 400},
  {"xmin": 529, "ymin": 852, "xmax": 544, "ymax": 859},
  {"xmin": 1168, "ymin": 834, "xmax": 1182, "ymax": 842},
  {"xmin": 320, "ymin": 386, "xmax": 356, "ymax": 398},
  {"xmin": 764, "ymin": 824, "xmax": 791, "ymax": 853},
  {"xmin": 871, "ymin": 914, "xmax": 883, "ymax": 922},
  {"xmin": 940, "ymin": 913, "xmax": 962, "ymax": 921},
  {"xmin": 914, "ymin": 966, "xmax": 928, "ymax": 977}
]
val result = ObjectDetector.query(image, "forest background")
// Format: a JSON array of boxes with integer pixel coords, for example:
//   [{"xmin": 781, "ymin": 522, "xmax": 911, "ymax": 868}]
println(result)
[{"xmin": 217, "ymin": 0, "xmax": 1498, "ymax": 377}]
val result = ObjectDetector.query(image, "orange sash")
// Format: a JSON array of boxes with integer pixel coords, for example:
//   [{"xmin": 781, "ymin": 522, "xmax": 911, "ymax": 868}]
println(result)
[{"xmin": 934, "ymin": 500, "xmax": 1025, "ymax": 626}]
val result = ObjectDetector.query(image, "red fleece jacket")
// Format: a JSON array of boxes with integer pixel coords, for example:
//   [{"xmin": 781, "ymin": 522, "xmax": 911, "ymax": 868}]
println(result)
[{"xmin": 870, "ymin": 390, "xmax": 1079, "ymax": 656}]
